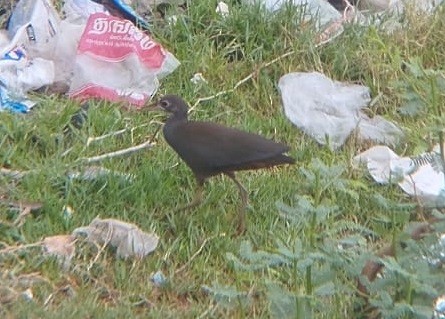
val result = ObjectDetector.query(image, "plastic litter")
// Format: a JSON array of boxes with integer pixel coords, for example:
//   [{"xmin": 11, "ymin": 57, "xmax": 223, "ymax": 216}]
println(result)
[
  {"xmin": 0, "ymin": 81, "xmax": 35, "ymax": 113},
  {"xmin": 358, "ymin": 0, "xmax": 444, "ymax": 13},
  {"xmin": 279, "ymin": 72, "xmax": 403, "ymax": 150},
  {"xmin": 7, "ymin": 0, "xmax": 60, "ymax": 58},
  {"xmin": 73, "ymin": 217, "xmax": 159, "ymax": 259},
  {"xmin": 190, "ymin": 73, "xmax": 208, "ymax": 85},
  {"xmin": 353, "ymin": 145, "xmax": 445, "ymax": 207},
  {"xmin": 0, "ymin": 0, "xmax": 58, "ymax": 112},
  {"xmin": 63, "ymin": 0, "xmax": 109, "ymax": 23},
  {"xmin": 68, "ymin": 12, "xmax": 180, "ymax": 107},
  {"xmin": 0, "ymin": 0, "xmax": 179, "ymax": 112},
  {"xmin": 216, "ymin": 2, "xmax": 230, "ymax": 17},
  {"xmin": 150, "ymin": 270, "xmax": 167, "ymax": 287},
  {"xmin": 433, "ymin": 295, "xmax": 445, "ymax": 319},
  {"xmin": 67, "ymin": 166, "xmax": 134, "ymax": 181},
  {"xmin": 244, "ymin": 0, "xmax": 341, "ymax": 28},
  {"xmin": 108, "ymin": 0, "xmax": 152, "ymax": 29},
  {"xmin": 21, "ymin": 288, "xmax": 33, "ymax": 302}
]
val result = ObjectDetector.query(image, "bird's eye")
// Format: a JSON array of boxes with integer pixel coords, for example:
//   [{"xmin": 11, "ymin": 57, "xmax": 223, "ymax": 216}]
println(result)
[{"xmin": 160, "ymin": 100, "xmax": 169, "ymax": 109}]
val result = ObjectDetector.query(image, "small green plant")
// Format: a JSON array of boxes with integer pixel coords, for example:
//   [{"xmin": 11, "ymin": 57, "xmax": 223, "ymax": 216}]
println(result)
[
  {"xmin": 363, "ymin": 217, "xmax": 445, "ymax": 319},
  {"xmin": 219, "ymin": 159, "xmax": 444, "ymax": 318},
  {"xmin": 221, "ymin": 159, "xmax": 372, "ymax": 318}
]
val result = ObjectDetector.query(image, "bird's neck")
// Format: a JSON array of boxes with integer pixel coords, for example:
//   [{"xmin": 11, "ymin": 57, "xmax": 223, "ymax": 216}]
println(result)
[{"xmin": 166, "ymin": 113, "xmax": 188, "ymax": 125}]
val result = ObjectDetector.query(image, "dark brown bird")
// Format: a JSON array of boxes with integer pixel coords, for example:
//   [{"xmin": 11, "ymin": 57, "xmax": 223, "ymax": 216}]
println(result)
[{"xmin": 150, "ymin": 95, "xmax": 294, "ymax": 233}]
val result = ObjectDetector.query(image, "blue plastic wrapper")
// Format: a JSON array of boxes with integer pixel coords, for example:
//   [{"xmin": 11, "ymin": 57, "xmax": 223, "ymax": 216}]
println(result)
[
  {"xmin": 109, "ymin": 0, "xmax": 150, "ymax": 29},
  {"xmin": 0, "ymin": 82, "xmax": 35, "ymax": 113},
  {"xmin": 150, "ymin": 270, "xmax": 167, "ymax": 287},
  {"xmin": 434, "ymin": 295, "xmax": 445, "ymax": 319}
]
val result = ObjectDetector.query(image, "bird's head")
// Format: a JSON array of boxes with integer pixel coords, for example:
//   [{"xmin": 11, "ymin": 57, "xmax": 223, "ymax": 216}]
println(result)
[{"xmin": 148, "ymin": 95, "xmax": 189, "ymax": 118}]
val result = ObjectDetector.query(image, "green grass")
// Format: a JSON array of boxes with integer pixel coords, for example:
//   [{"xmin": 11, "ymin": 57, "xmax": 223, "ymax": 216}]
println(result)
[{"xmin": 1, "ymin": 1, "xmax": 445, "ymax": 318}]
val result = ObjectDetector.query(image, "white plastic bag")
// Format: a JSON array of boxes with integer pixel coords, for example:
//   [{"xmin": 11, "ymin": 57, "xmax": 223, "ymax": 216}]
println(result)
[
  {"xmin": 243, "ymin": 0, "xmax": 341, "ymax": 28},
  {"xmin": 0, "ymin": 0, "xmax": 59, "ymax": 112},
  {"xmin": 279, "ymin": 72, "xmax": 403, "ymax": 150},
  {"xmin": 7, "ymin": 0, "xmax": 60, "ymax": 58},
  {"xmin": 354, "ymin": 145, "xmax": 445, "ymax": 207}
]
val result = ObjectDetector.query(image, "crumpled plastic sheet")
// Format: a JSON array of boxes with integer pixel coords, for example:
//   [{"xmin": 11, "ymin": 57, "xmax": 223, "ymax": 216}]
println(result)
[
  {"xmin": 353, "ymin": 145, "xmax": 445, "ymax": 207},
  {"xmin": 0, "ymin": 0, "xmax": 58, "ymax": 112},
  {"xmin": 360, "ymin": 0, "xmax": 445, "ymax": 13},
  {"xmin": 73, "ymin": 217, "xmax": 159, "ymax": 259},
  {"xmin": 0, "ymin": 0, "xmax": 179, "ymax": 112},
  {"xmin": 68, "ymin": 12, "xmax": 179, "ymax": 107},
  {"xmin": 279, "ymin": 72, "xmax": 404, "ymax": 150},
  {"xmin": 244, "ymin": 0, "xmax": 341, "ymax": 28}
]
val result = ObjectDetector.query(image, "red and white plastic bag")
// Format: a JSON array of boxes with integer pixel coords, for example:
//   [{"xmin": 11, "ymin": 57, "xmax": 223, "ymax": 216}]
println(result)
[{"xmin": 69, "ymin": 12, "xmax": 179, "ymax": 107}]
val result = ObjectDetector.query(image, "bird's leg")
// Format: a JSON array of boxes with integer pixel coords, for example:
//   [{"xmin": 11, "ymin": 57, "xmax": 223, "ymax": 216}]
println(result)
[
  {"xmin": 225, "ymin": 172, "xmax": 248, "ymax": 234},
  {"xmin": 175, "ymin": 180, "xmax": 204, "ymax": 212}
]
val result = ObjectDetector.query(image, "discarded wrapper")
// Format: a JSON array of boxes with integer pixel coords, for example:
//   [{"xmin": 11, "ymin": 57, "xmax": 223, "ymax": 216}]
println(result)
[
  {"xmin": 68, "ymin": 12, "xmax": 180, "ymax": 107},
  {"xmin": 279, "ymin": 72, "xmax": 403, "ymax": 150},
  {"xmin": 73, "ymin": 217, "xmax": 159, "ymax": 259},
  {"xmin": 353, "ymin": 145, "xmax": 445, "ymax": 207},
  {"xmin": 67, "ymin": 166, "xmax": 134, "ymax": 181},
  {"xmin": 0, "ymin": 0, "xmax": 58, "ymax": 112},
  {"xmin": 1, "ymin": 0, "xmax": 179, "ymax": 112},
  {"xmin": 433, "ymin": 295, "xmax": 445, "ymax": 319}
]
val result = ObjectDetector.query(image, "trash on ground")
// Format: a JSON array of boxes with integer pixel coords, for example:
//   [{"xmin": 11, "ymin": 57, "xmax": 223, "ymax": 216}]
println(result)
[
  {"xmin": 245, "ymin": 0, "xmax": 346, "ymax": 44},
  {"xmin": 190, "ymin": 73, "xmax": 208, "ymax": 85},
  {"xmin": 67, "ymin": 166, "xmax": 135, "ymax": 181},
  {"xmin": 0, "ymin": 0, "xmax": 179, "ymax": 112},
  {"xmin": 279, "ymin": 72, "xmax": 403, "ymax": 150},
  {"xmin": 42, "ymin": 235, "xmax": 76, "ymax": 268},
  {"xmin": 68, "ymin": 12, "xmax": 179, "ymax": 107},
  {"xmin": 62, "ymin": 205, "xmax": 74, "ymax": 221},
  {"xmin": 357, "ymin": 0, "xmax": 444, "ymax": 13},
  {"xmin": 103, "ymin": 0, "xmax": 152, "ymax": 29},
  {"xmin": 247, "ymin": 0, "xmax": 444, "ymax": 45},
  {"xmin": 6, "ymin": 0, "xmax": 60, "ymax": 57},
  {"xmin": 0, "ymin": 80, "xmax": 36, "ymax": 113},
  {"xmin": 150, "ymin": 270, "xmax": 167, "ymax": 287},
  {"xmin": 433, "ymin": 295, "xmax": 445, "ymax": 319},
  {"xmin": 246, "ymin": 0, "xmax": 341, "ymax": 27},
  {"xmin": 73, "ymin": 217, "xmax": 159, "ymax": 259},
  {"xmin": 353, "ymin": 145, "xmax": 445, "ymax": 207},
  {"xmin": 216, "ymin": 2, "xmax": 230, "ymax": 17},
  {"xmin": 0, "ymin": 0, "xmax": 59, "ymax": 112},
  {"xmin": 20, "ymin": 288, "xmax": 33, "ymax": 302}
]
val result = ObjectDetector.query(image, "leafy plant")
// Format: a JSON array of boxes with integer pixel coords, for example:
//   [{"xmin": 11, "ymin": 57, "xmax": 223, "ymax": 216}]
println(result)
[
  {"xmin": 217, "ymin": 159, "xmax": 445, "ymax": 318},
  {"xmin": 220, "ymin": 159, "xmax": 372, "ymax": 317}
]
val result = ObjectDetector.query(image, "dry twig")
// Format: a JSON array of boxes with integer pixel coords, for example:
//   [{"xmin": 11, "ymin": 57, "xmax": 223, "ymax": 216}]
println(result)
[
  {"xmin": 190, "ymin": 50, "xmax": 295, "ymax": 111},
  {"xmin": 174, "ymin": 234, "xmax": 224, "ymax": 275},
  {"xmin": 80, "ymin": 140, "xmax": 154, "ymax": 164}
]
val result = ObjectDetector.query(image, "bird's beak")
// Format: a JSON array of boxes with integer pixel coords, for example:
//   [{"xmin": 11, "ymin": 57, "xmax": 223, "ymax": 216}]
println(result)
[{"xmin": 146, "ymin": 100, "xmax": 163, "ymax": 111}]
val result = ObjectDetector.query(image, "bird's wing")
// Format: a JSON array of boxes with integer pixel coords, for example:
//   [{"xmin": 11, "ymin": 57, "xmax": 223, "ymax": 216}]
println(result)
[{"xmin": 165, "ymin": 121, "xmax": 290, "ymax": 171}]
